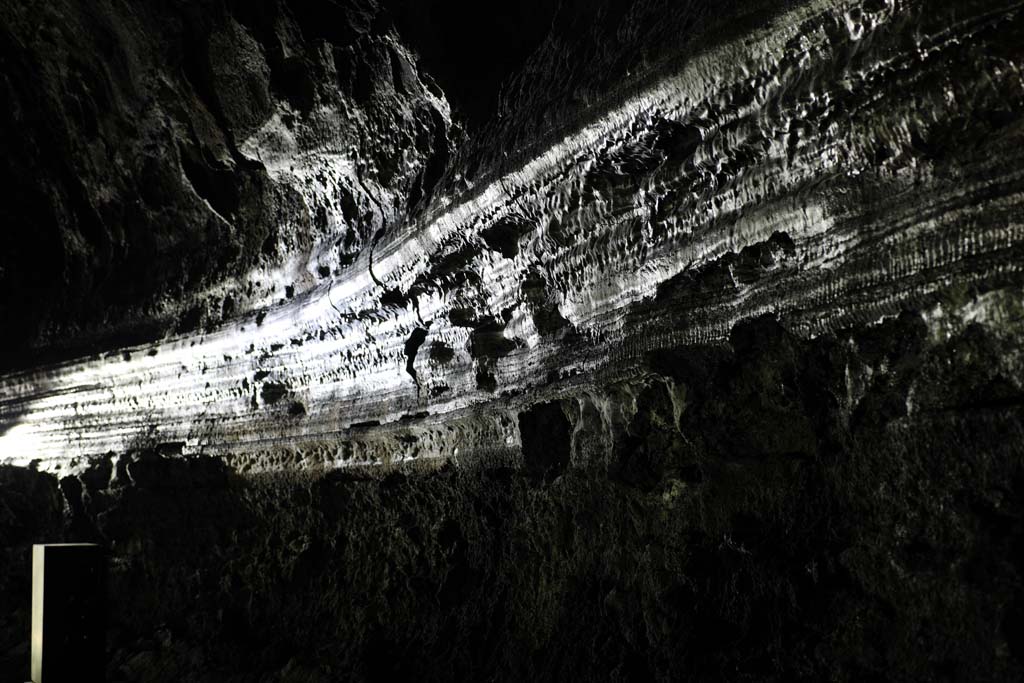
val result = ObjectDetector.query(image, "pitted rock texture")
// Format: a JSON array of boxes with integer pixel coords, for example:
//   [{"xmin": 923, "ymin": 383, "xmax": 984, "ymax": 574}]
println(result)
[
  {"xmin": 2, "ymin": 1, "xmax": 1024, "ymax": 680},
  {"xmin": 0, "ymin": 0, "xmax": 455, "ymax": 368},
  {"xmin": 2, "ymin": 310, "xmax": 1024, "ymax": 681},
  {"xmin": 3, "ymin": 0, "xmax": 1024, "ymax": 465}
]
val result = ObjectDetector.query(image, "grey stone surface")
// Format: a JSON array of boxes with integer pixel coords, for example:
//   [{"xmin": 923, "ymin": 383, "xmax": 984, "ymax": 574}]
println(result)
[{"xmin": 1, "ymin": 0, "xmax": 1023, "ymax": 680}]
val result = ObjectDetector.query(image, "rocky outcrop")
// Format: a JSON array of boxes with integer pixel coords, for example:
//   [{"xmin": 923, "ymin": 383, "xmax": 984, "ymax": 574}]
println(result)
[
  {"xmin": 3, "ymin": 308, "xmax": 1024, "ymax": 681},
  {"xmin": 1, "ymin": 0, "xmax": 1024, "ymax": 680},
  {"xmin": 3, "ymin": 0, "xmax": 1024, "ymax": 466},
  {"xmin": 0, "ymin": 0, "xmax": 455, "ymax": 368}
]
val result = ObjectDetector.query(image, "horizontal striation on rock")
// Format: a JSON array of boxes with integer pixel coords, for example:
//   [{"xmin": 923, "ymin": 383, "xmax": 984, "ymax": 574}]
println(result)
[
  {"xmin": 2, "ymin": 0, "xmax": 1024, "ymax": 468},
  {"xmin": 0, "ymin": 0, "xmax": 457, "ymax": 364}
]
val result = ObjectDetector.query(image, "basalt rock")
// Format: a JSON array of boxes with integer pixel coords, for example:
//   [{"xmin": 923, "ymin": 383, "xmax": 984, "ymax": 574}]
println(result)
[
  {"xmin": 3, "ymin": 0, "xmax": 1024, "ymax": 464},
  {"xmin": 1, "ymin": 0, "xmax": 1024, "ymax": 681},
  {"xmin": 2, "ymin": 307, "xmax": 1023, "ymax": 681}
]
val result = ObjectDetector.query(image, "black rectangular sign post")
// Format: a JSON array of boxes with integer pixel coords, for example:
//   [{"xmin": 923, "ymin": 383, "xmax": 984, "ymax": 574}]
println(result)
[{"xmin": 31, "ymin": 544, "xmax": 105, "ymax": 683}]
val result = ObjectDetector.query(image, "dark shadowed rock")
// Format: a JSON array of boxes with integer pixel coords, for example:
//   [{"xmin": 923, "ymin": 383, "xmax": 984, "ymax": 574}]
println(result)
[{"xmin": 1, "ymin": 0, "xmax": 1024, "ymax": 680}]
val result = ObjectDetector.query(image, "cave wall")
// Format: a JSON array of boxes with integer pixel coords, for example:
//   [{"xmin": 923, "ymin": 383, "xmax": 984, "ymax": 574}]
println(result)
[
  {"xmin": 3, "ymin": 305, "xmax": 1024, "ymax": 681},
  {"xmin": 2, "ymin": 0, "xmax": 1024, "ymax": 680},
  {"xmin": 0, "ymin": 0, "xmax": 457, "ymax": 366},
  {"xmin": 3, "ymin": 0, "xmax": 1024, "ymax": 463}
]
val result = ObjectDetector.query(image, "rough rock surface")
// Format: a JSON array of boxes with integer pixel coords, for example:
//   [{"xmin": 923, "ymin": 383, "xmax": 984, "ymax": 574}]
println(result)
[
  {"xmin": 1, "ymin": 0, "xmax": 1024, "ymax": 680},
  {"xmin": 3, "ymin": 0, "xmax": 1024, "ymax": 463},
  {"xmin": 3, "ymin": 307, "xmax": 1024, "ymax": 681},
  {"xmin": 0, "ymin": 0, "xmax": 456, "ymax": 367}
]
